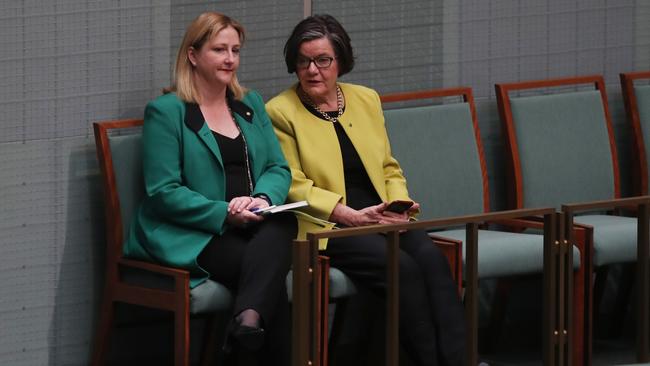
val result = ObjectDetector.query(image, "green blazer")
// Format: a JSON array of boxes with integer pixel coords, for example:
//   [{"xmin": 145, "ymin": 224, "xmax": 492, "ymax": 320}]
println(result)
[{"xmin": 125, "ymin": 90, "xmax": 291, "ymax": 287}]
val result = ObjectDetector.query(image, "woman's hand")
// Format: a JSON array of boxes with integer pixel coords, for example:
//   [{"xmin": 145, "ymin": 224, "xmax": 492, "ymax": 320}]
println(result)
[
  {"xmin": 330, "ymin": 202, "xmax": 388, "ymax": 227},
  {"xmin": 228, "ymin": 196, "xmax": 270, "ymax": 214},
  {"xmin": 226, "ymin": 196, "xmax": 268, "ymax": 228},
  {"xmin": 330, "ymin": 201, "xmax": 421, "ymax": 227}
]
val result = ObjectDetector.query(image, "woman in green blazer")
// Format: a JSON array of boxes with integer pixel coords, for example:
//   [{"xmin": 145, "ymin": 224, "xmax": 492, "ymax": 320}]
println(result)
[{"xmin": 124, "ymin": 12, "xmax": 295, "ymax": 365}]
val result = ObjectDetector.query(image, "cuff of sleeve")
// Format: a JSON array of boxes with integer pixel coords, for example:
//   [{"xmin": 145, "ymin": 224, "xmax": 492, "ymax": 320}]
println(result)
[{"xmin": 253, "ymin": 193, "xmax": 272, "ymax": 206}]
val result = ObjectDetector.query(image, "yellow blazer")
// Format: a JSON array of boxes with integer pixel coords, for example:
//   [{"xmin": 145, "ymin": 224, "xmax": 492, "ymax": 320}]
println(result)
[{"xmin": 266, "ymin": 82, "xmax": 413, "ymax": 249}]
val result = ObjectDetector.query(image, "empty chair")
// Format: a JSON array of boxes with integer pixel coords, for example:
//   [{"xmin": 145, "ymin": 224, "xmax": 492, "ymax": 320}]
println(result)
[
  {"xmin": 381, "ymin": 87, "xmax": 572, "ymax": 364},
  {"xmin": 496, "ymin": 75, "xmax": 645, "ymax": 365}
]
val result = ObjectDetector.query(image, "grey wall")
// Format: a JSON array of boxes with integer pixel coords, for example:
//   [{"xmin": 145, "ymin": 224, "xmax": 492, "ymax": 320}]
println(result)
[{"xmin": 1, "ymin": 0, "xmax": 648, "ymax": 365}]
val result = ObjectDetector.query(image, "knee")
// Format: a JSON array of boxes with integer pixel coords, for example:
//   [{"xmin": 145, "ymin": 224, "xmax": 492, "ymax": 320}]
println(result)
[{"xmin": 405, "ymin": 235, "xmax": 450, "ymax": 270}]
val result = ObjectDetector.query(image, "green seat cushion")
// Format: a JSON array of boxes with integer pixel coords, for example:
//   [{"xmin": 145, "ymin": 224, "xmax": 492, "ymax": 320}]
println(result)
[
  {"xmin": 574, "ymin": 214, "xmax": 638, "ymax": 266},
  {"xmin": 432, "ymin": 229, "xmax": 580, "ymax": 278},
  {"xmin": 190, "ymin": 279, "xmax": 233, "ymax": 314},
  {"xmin": 327, "ymin": 267, "xmax": 358, "ymax": 299},
  {"xmin": 286, "ymin": 267, "xmax": 357, "ymax": 301},
  {"xmin": 384, "ymin": 103, "xmax": 485, "ymax": 219},
  {"xmin": 122, "ymin": 267, "xmax": 233, "ymax": 314}
]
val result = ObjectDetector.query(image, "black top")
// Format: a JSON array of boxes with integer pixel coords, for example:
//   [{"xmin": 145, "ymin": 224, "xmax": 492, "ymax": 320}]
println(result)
[
  {"xmin": 212, "ymin": 131, "xmax": 250, "ymax": 200},
  {"xmin": 302, "ymin": 102, "xmax": 382, "ymax": 210}
]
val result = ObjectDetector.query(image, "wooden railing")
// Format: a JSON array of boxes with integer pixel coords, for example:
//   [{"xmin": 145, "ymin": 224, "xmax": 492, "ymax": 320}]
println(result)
[
  {"xmin": 562, "ymin": 195, "xmax": 650, "ymax": 363},
  {"xmin": 292, "ymin": 207, "xmax": 566, "ymax": 366}
]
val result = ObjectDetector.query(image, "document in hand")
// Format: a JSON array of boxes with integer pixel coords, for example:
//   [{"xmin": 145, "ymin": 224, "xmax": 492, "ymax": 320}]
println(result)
[{"xmin": 252, "ymin": 200, "xmax": 309, "ymax": 216}]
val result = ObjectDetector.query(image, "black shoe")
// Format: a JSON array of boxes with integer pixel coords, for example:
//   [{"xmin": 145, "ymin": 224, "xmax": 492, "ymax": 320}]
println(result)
[
  {"xmin": 223, "ymin": 320, "xmax": 264, "ymax": 352},
  {"xmin": 232, "ymin": 324, "xmax": 265, "ymax": 351}
]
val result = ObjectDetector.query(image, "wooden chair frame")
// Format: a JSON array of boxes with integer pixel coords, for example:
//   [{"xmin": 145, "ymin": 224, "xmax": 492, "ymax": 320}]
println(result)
[
  {"xmin": 621, "ymin": 71, "xmax": 650, "ymax": 197},
  {"xmin": 495, "ymin": 75, "xmax": 622, "ymax": 366},
  {"xmin": 563, "ymin": 196, "xmax": 650, "ymax": 363},
  {"xmin": 92, "ymin": 119, "xmax": 219, "ymax": 366}
]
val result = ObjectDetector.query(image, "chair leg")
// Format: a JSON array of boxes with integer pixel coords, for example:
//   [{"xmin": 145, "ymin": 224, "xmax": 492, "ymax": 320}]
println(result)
[
  {"xmin": 573, "ymin": 257, "xmax": 587, "ymax": 366},
  {"xmin": 608, "ymin": 263, "xmax": 635, "ymax": 337},
  {"xmin": 200, "ymin": 315, "xmax": 220, "ymax": 366},
  {"xmin": 91, "ymin": 294, "xmax": 115, "ymax": 366},
  {"xmin": 175, "ymin": 309, "xmax": 190, "ymax": 366},
  {"xmin": 592, "ymin": 266, "xmax": 610, "ymax": 330},
  {"xmin": 572, "ymin": 227, "xmax": 593, "ymax": 366}
]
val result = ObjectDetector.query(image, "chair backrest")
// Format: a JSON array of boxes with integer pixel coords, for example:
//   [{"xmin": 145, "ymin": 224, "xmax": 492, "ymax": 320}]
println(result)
[
  {"xmin": 381, "ymin": 88, "xmax": 489, "ymax": 220},
  {"xmin": 93, "ymin": 119, "xmax": 144, "ymax": 264},
  {"xmin": 496, "ymin": 75, "xmax": 619, "ymax": 209},
  {"xmin": 621, "ymin": 71, "xmax": 650, "ymax": 196}
]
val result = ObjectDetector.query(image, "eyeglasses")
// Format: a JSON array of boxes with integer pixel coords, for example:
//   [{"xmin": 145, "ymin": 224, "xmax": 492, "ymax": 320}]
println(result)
[{"xmin": 296, "ymin": 56, "xmax": 335, "ymax": 69}]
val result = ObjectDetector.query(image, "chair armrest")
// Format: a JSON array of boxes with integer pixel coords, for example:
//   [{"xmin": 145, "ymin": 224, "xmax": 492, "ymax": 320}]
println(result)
[
  {"xmin": 429, "ymin": 235, "xmax": 463, "ymax": 296},
  {"xmin": 118, "ymin": 257, "xmax": 190, "ymax": 280},
  {"xmin": 488, "ymin": 216, "xmax": 545, "ymax": 231}
]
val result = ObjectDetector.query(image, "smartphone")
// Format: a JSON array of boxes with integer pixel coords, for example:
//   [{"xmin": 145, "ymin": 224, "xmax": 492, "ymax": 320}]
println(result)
[{"xmin": 385, "ymin": 200, "xmax": 414, "ymax": 214}]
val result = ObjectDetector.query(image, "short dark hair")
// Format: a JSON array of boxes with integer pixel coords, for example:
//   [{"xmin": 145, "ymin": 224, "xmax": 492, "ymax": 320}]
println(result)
[{"xmin": 284, "ymin": 14, "xmax": 354, "ymax": 76}]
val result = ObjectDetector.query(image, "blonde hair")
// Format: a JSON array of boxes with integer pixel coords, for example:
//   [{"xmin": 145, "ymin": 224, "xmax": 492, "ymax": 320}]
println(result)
[{"xmin": 172, "ymin": 12, "xmax": 246, "ymax": 102}]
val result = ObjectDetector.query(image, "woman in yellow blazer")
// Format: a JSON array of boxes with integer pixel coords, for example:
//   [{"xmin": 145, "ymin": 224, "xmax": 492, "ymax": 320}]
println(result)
[
  {"xmin": 125, "ymin": 12, "xmax": 295, "ymax": 365},
  {"xmin": 266, "ymin": 15, "xmax": 465, "ymax": 366}
]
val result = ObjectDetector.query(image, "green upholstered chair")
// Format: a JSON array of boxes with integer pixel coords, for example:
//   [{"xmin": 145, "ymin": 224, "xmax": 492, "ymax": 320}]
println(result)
[
  {"xmin": 621, "ymin": 71, "xmax": 650, "ymax": 197},
  {"xmin": 381, "ymin": 88, "xmax": 576, "ymax": 363},
  {"xmin": 93, "ymin": 119, "xmax": 355, "ymax": 366},
  {"xmin": 496, "ymin": 75, "xmax": 645, "ymax": 365},
  {"xmin": 92, "ymin": 119, "xmax": 233, "ymax": 366}
]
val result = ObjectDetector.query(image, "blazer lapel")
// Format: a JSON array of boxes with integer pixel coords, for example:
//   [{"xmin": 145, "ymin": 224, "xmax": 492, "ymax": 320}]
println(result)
[
  {"xmin": 184, "ymin": 93, "xmax": 256, "ymax": 169},
  {"xmin": 227, "ymin": 90, "xmax": 257, "ymax": 167},
  {"xmin": 184, "ymin": 102, "xmax": 223, "ymax": 166},
  {"xmin": 338, "ymin": 98, "xmax": 388, "ymax": 203}
]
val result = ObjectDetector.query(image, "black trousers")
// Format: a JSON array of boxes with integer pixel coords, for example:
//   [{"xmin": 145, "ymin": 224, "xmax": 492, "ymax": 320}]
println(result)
[
  {"xmin": 198, "ymin": 212, "xmax": 297, "ymax": 365},
  {"xmin": 323, "ymin": 229, "xmax": 466, "ymax": 366}
]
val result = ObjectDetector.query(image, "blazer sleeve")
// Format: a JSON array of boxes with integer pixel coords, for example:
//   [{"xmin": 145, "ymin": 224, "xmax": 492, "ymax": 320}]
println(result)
[
  {"xmin": 142, "ymin": 99, "xmax": 228, "ymax": 234},
  {"xmin": 247, "ymin": 91, "xmax": 291, "ymax": 205},
  {"xmin": 268, "ymin": 101, "xmax": 343, "ymax": 221}
]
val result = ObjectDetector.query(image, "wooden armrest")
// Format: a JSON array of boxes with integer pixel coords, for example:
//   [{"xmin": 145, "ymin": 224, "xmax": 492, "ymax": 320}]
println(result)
[
  {"xmin": 562, "ymin": 195, "xmax": 650, "ymax": 214},
  {"xmin": 488, "ymin": 216, "xmax": 545, "ymax": 231},
  {"xmin": 118, "ymin": 258, "xmax": 190, "ymax": 280},
  {"xmin": 429, "ymin": 235, "xmax": 463, "ymax": 296}
]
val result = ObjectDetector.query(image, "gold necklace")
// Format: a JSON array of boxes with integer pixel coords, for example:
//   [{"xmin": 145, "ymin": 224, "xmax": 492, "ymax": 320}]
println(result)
[
  {"xmin": 300, "ymin": 85, "xmax": 344, "ymax": 123},
  {"xmin": 228, "ymin": 107, "xmax": 254, "ymax": 195}
]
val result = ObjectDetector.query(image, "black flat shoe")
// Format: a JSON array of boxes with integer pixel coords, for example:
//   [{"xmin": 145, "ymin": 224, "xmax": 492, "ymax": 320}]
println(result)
[
  {"xmin": 231, "ymin": 324, "xmax": 265, "ymax": 351},
  {"xmin": 223, "ymin": 320, "xmax": 265, "ymax": 353}
]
